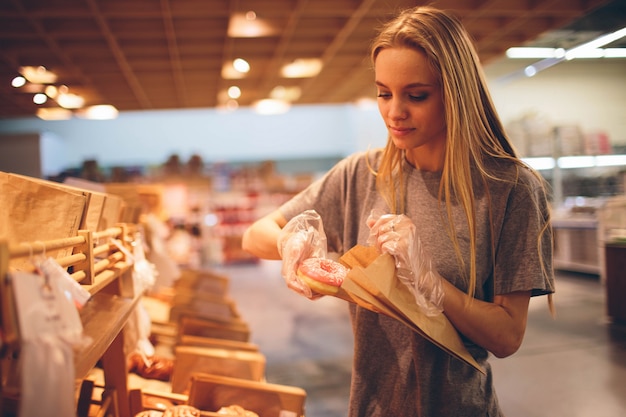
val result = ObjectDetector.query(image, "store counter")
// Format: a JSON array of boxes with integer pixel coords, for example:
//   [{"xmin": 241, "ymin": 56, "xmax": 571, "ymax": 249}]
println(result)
[
  {"xmin": 605, "ymin": 241, "xmax": 626, "ymax": 323},
  {"xmin": 552, "ymin": 215, "xmax": 600, "ymax": 275}
]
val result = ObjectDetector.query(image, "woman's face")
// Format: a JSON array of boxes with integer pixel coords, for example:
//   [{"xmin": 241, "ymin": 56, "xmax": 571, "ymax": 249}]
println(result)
[{"xmin": 375, "ymin": 46, "xmax": 447, "ymax": 171}]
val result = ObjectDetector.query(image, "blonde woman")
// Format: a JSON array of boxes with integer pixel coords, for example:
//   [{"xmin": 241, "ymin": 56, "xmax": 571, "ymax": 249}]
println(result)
[{"xmin": 242, "ymin": 5, "xmax": 554, "ymax": 416}]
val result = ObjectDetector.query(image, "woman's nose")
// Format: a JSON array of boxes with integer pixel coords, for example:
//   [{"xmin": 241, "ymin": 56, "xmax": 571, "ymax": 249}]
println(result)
[{"xmin": 388, "ymin": 97, "xmax": 408, "ymax": 120}]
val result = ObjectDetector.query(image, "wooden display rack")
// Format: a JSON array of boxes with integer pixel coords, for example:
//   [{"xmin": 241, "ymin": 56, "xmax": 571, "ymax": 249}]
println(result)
[{"xmin": 0, "ymin": 225, "xmax": 140, "ymax": 417}]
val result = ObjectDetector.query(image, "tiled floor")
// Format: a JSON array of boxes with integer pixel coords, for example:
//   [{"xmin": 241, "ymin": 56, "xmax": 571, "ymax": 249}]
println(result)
[{"xmin": 217, "ymin": 260, "xmax": 626, "ymax": 417}]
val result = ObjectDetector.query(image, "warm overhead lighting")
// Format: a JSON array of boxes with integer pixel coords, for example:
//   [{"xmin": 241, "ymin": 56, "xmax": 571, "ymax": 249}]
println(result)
[
  {"xmin": 355, "ymin": 97, "xmax": 377, "ymax": 109},
  {"xmin": 76, "ymin": 104, "xmax": 119, "ymax": 120},
  {"xmin": 33, "ymin": 93, "xmax": 48, "ymax": 104},
  {"xmin": 281, "ymin": 59, "xmax": 323, "ymax": 78},
  {"xmin": 216, "ymin": 99, "xmax": 239, "ymax": 113},
  {"xmin": 270, "ymin": 85, "xmax": 301, "ymax": 101},
  {"xmin": 228, "ymin": 12, "xmax": 277, "ymax": 37},
  {"xmin": 227, "ymin": 86, "xmax": 242, "ymax": 99},
  {"xmin": 45, "ymin": 85, "xmax": 58, "ymax": 98},
  {"xmin": 36, "ymin": 107, "xmax": 73, "ymax": 120},
  {"xmin": 233, "ymin": 58, "xmax": 250, "ymax": 73},
  {"xmin": 11, "ymin": 76, "xmax": 26, "ymax": 88},
  {"xmin": 226, "ymin": 99, "xmax": 239, "ymax": 111},
  {"xmin": 222, "ymin": 58, "xmax": 250, "ymax": 79},
  {"xmin": 19, "ymin": 65, "xmax": 57, "ymax": 84},
  {"xmin": 253, "ymin": 98, "xmax": 291, "ymax": 115},
  {"xmin": 56, "ymin": 92, "xmax": 85, "ymax": 109}
]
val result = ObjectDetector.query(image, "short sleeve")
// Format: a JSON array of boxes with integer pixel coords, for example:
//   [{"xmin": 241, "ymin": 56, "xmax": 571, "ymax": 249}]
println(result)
[{"xmin": 494, "ymin": 171, "xmax": 554, "ymax": 297}]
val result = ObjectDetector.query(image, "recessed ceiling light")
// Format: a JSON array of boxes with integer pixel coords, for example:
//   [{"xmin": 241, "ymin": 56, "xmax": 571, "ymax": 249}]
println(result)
[
  {"xmin": 33, "ymin": 93, "xmax": 47, "ymax": 104},
  {"xmin": 228, "ymin": 12, "xmax": 276, "ymax": 38},
  {"xmin": 56, "ymin": 92, "xmax": 85, "ymax": 109},
  {"xmin": 222, "ymin": 59, "xmax": 250, "ymax": 79},
  {"xmin": 19, "ymin": 66, "xmax": 57, "ymax": 84},
  {"xmin": 253, "ymin": 98, "xmax": 291, "ymax": 115},
  {"xmin": 76, "ymin": 105, "xmax": 119, "ymax": 120},
  {"xmin": 227, "ymin": 86, "xmax": 242, "ymax": 99},
  {"xmin": 36, "ymin": 107, "xmax": 72, "ymax": 120},
  {"xmin": 270, "ymin": 85, "xmax": 301, "ymax": 101},
  {"xmin": 233, "ymin": 58, "xmax": 250, "ymax": 73},
  {"xmin": 281, "ymin": 59, "xmax": 322, "ymax": 78},
  {"xmin": 11, "ymin": 76, "xmax": 26, "ymax": 88}
]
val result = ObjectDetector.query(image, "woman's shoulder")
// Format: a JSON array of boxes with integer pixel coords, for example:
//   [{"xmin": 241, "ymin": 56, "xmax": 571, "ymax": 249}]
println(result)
[
  {"xmin": 483, "ymin": 157, "xmax": 544, "ymax": 186},
  {"xmin": 334, "ymin": 149, "xmax": 382, "ymax": 173}
]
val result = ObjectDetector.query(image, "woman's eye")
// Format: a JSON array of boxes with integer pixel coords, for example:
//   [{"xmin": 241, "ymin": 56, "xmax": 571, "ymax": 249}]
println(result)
[
  {"xmin": 377, "ymin": 91, "xmax": 391, "ymax": 98},
  {"xmin": 409, "ymin": 93, "xmax": 428, "ymax": 101}
]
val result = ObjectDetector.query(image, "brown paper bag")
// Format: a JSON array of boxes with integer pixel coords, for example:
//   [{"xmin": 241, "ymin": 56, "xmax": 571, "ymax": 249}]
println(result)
[
  {"xmin": 339, "ymin": 245, "xmax": 483, "ymax": 373},
  {"xmin": 0, "ymin": 172, "xmax": 87, "ymax": 269},
  {"xmin": 12, "ymin": 173, "xmax": 106, "ymax": 232}
]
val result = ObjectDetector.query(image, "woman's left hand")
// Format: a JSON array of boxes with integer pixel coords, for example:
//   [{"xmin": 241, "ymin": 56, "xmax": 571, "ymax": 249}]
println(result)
[{"xmin": 367, "ymin": 211, "xmax": 444, "ymax": 316}]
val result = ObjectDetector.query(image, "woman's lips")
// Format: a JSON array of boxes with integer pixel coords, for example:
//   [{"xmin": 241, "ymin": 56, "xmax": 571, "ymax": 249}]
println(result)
[{"xmin": 389, "ymin": 126, "xmax": 414, "ymax": 136}]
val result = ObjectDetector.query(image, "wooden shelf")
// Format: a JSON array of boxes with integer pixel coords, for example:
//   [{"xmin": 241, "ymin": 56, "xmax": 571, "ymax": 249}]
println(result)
[
  {"xmin": 76, "ymin": 289, "xmax": 140, "ymax": 379},
  {"xmin": 1, "ymin": 225, "xmax": 139, "ymax": 417}
]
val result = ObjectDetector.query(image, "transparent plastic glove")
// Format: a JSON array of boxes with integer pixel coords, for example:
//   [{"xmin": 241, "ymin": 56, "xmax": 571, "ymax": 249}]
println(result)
[
  {"xmin": 367, "ymin": 210, "xmax": 444, "ymax": 316},
  {"xmin": 277, "ymin": 209, "xmax": 328, "ymax": 299}
]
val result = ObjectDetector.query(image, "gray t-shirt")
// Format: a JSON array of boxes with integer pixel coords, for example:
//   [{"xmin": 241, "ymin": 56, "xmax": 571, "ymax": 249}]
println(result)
[{"xmin": 279, "ymin": 150, "xmax": 554, "ymax": 417}]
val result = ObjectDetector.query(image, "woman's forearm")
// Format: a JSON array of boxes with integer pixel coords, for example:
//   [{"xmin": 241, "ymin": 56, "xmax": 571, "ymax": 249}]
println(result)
[
  {"xmin": 241, "ymin": 210, "xmax": 287, "ymax": 260},
  {"xmin": 441, "ymin": 279, "xmax": 531, "ymax": 358}
]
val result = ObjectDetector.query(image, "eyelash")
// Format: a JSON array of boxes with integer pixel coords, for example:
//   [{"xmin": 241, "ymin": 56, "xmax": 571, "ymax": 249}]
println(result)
[{"xmin": 376, "ymin": 92, "xmax": 428, "ymax": 102}]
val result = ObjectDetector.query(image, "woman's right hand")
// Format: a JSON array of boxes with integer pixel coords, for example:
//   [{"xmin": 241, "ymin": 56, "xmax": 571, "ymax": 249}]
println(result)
[{"xmin": 277, "ymin": 210, "xmax": 328, "ymax": 299}]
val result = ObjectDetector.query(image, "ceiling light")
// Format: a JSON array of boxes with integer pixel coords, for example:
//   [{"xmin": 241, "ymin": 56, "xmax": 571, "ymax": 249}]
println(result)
[
  {"xmin": 45, "ymin": 85, "xmax": 58, "ymax": 98},
  {"xmin": 281, "ymin": 59, "xmax": 323, "ymax": 78},
  {"xmin": 76, "ymin": 105, "xmax": 119, "ymax": 120},
  {"xmin": 603, "ymin": 48, "xmax": 626, "ymax": 58},
  {"xmin": 33, "ymin": 93, "xmax": 47, "ymax": 104},
  {"xmin": 19, "ymin": 66, "xmax": 57, "ymax": 84},
  {"xmin": 557, "ymin": 156, "xmax": 595, "ymax": 169},
  {"xmin": 253, "ymin": 98, "xmax": 291, "ymax": 115},
  {"xmin": 36, "ymin": 107, "xmax": 72, "ymax": 120},
  {"xmin": 233, "ymin": 58, "xmax": 250, "ymax": 73},
  {"xmin": 222, "ymin": 59, "xmax": 251, "ymax": 79},
  {"xmin": 506, "ymin": 47, "xmax": 558, "ymax": 59},
  {"xmin": 499, "ymin": 27, "xmax": 626, "ymax": 83},
  {"xmin": 216, "ymin": 99, "xmax": 239, "ymax": 113},
  {"xmin": 355, "ymin": 97, "xmax": 377, "ymax": 109},
  {"xmin": 506, "ymin": 27, "xmax": 626, "ymax": 60},
  {"xmin": 524, "ymin": 65, "xmax": 537, "ymax": 77},
  {"xmin": 226, "ymin": 100, "xmax": 239, "ymax": 111},
  {"xmin": 228, "ymin": 12, "xmax": 277, "ymax": 38},
  {"xmin": 270, "ymin": 86, "xmax": 301, "ymax": 101},
  {"xmin": 507, "ymin": 46, "xmax": 626, "ymax": 59},
  {"xmin": 227, "ymin": 86, "xmax": 241, "ymax": 99},
  {"xmin": 565, "ymin": 27, "xmax": 626, "ymax": 59},
  {"xmin": 11, "ymin": 76, "xmax": 26, "ymax": 88},
  {"xmin": 56, "ymin": 92, "xmax": 85, "ymax": 109},
  {"xmin": 521, "ymin": 157, "xmax": 556, "ymax": 171}
]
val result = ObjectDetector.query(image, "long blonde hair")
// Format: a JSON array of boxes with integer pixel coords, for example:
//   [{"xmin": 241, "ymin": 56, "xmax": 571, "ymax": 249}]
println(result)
[{"xmin": 371, "ymin": 6, "xmax": 552, "ymax": 302}]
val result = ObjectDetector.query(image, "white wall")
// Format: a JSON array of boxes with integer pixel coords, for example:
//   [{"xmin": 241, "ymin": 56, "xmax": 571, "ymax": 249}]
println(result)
[
  {"xmin": 485, "ymin": 58, "xmax": 626, "ymax": 147},
  {"xmin": 0, "ymin": 58, "xmax": 624, "ymax": 175},
  {"xmin": 0, "ymin": 104, "xmax": 380, "ymax": 173}
]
